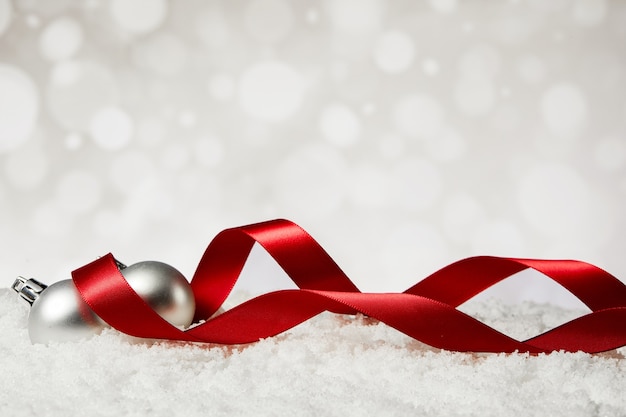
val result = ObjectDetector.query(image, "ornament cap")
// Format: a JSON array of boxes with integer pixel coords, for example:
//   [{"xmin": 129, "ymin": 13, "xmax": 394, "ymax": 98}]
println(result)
[{"xmin": 12, "ymin": 276, "xmax": 48, "ymax": 305}]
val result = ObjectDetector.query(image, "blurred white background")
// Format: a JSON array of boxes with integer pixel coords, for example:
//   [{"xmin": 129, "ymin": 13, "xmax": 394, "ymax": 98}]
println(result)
[{"xmin": 1, "ymin": 0, "xmax": 625, "ymax": 309}]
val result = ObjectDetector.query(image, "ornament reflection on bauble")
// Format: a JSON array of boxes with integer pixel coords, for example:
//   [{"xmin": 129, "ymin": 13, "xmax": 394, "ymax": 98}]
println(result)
[{"xmin": 12, "ymin": 260, "xmax": 196, "ymax": 344}]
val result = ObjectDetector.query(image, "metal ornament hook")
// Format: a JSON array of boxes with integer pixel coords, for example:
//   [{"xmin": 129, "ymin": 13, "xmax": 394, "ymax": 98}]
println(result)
[{"xmin": 11, "ymin": 277, "xmax": 48, "ymax": 306}]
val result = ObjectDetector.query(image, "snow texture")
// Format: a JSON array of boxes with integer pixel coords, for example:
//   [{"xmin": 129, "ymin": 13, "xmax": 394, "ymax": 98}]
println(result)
[{"xmin": 1, "ymin": 288, "xmax": 625, "ymax": 417}]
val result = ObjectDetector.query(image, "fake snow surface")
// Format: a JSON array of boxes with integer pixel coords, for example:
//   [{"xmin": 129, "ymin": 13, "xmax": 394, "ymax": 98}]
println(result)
[{"xmin": 1, "ymin": 288, "xmax": 625, "ymax": 417}]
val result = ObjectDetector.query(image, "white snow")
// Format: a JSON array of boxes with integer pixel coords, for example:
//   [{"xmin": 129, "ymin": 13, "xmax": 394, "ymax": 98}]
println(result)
[{"xmin": 1, "ymin": 288, "xmax": 624, "ymax": 417}]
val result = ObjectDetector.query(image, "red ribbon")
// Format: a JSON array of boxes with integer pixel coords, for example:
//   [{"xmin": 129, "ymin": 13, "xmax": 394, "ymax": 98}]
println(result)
[{"xmin": 72, "ymin": 219, "xmax": 626, "ymax": 353}]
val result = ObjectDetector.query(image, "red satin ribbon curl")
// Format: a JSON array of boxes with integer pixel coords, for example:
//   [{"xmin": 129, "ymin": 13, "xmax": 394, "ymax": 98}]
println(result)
[{"xmin": 72, "ymin": 219, "xmax": 626, "ymax": 353}]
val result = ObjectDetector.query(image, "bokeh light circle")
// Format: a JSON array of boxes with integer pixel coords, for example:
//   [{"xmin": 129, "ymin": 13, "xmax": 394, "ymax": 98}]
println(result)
[
  {"xmin": 39, "ymin": 17, "xmax": 83, "ymax": 61},
  {"xmin": 89, "ymin": 106, "xmax": 134, "ymax": 151},
  {"xmin": 373, "ymin": 30, "xmax": 415, "ymax": 74},
  {"xmin": 110, "ymin": 0, "xmax": 167, "ymax": 35},
  {"xmin": 319, "ymin": 103, "xmax": 361, "ymax": 147},
  {"xmin": 238, "ymin": 61, "xmax": 305, "ymax": 123},
  {"xmin": 64, "ymin": 132, "xmax": 83, "ymax": 150},
  {"xmin": 0, "ymin": 64, "xmax": 39, "ymax": 153},
  {"xmin": 422, "ymin": 58, "xmax": 440, "ymax": 76},
  {"xmin": 326, "ymin": 0, "xmax": 384, "ymax": 35},
  {"xmin": 47, "ymin": 61, "xmax": 119, "ymax": 131}
]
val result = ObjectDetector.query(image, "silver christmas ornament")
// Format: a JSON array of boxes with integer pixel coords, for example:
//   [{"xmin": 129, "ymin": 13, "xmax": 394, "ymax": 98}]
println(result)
[
  {"xmin": 120, "ymin": 261, "xmax": 196, "ymax": 328},
  {"xmin": 12, "ymin": 260, "xmax": 196, "ymax": 344}
]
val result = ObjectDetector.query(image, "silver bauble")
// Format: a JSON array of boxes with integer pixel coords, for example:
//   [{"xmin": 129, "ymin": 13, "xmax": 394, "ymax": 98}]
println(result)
[
  {"xmin": 28, "ymin": 279, "xmax": 107, "ymax": 344},
  {"xmin": 14, "ymin": 260, "xmax": 196, "ymax": 344},
  {"xmin": 120, "ymin": 261, "xmax": 196, "ymax": 328}
]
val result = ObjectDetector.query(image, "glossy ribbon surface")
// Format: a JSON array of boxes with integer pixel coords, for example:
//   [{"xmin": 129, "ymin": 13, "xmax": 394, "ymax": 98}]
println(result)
[{"xmin": 72, "ymin": 219, "xmax": 626, "ymax": 353}]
